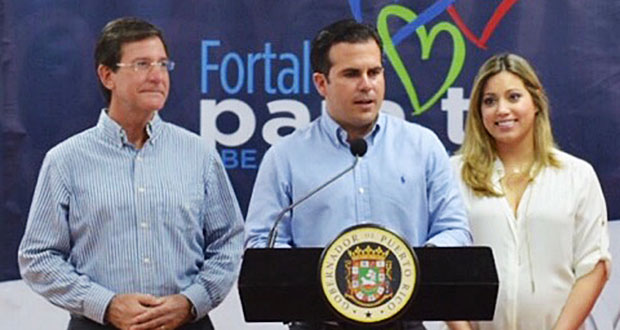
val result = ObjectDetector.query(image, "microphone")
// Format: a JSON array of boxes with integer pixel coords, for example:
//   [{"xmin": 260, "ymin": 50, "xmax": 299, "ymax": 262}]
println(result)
[
  {"xmin": 267, "ymin": 138, "xmax": 368, "ymax": 248},
  {"xmin": 349, "ymin": 138, "xmax": 367, "ymax": 158}
]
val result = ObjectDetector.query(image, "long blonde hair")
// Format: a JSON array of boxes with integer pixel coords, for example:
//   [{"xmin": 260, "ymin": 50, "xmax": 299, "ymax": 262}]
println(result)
[{"xmin": 457, "ymin": 53, "xmax": 560, "ymax": 196}]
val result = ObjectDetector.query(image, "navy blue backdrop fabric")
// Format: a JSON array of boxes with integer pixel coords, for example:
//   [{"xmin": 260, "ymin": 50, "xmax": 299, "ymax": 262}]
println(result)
[{"xmin": 1, "ymin": 0, "xmax": 619, "ymax": 281}]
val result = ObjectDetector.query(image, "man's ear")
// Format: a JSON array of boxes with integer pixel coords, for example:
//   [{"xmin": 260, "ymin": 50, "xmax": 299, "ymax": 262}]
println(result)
[
  {"xmin": 97, "ymin": 64, "xmax": 114, "ymax": 90},
  {"xmin": 312, "ymin": 72, "xmax": 328, "ymax": 98}
]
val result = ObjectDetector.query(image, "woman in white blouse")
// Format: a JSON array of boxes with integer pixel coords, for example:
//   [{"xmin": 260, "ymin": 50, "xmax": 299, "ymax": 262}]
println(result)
[{"xmin": 449, "ymin": 53, "xmax": 611, "ymax": 330}]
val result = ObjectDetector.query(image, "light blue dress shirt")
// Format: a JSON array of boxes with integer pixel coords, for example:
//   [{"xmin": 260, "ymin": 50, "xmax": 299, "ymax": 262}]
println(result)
[
  {"xmin": 245, "ymin": 112, "xmax": 471, "ymax": 248},
  {"xmin": 18, "ymin": 110, "xmax": 244, "ymax": 324}
]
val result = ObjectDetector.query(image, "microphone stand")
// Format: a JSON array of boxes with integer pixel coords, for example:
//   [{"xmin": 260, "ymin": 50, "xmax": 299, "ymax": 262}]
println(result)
[{"xmin": 266, "ymin": 156, "xmax": 362, "ymax": 248}]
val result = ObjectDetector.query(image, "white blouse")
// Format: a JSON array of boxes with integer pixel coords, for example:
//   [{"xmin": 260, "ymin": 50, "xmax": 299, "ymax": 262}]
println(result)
[{"xmin": 451, "ymin": 150, "xmax": 611, "ymax": 330}]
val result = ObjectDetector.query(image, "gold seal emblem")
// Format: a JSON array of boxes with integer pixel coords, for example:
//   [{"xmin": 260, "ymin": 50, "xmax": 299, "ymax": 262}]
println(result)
[{"xmin": 319, "ymin": 225, "xmax": 418, "ymax": 325}]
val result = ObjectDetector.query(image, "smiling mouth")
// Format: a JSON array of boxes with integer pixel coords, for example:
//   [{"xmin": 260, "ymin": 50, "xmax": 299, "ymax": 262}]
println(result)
[{"xmin": 495, "ymin": 119, "xmax": 517, "ymax": 127}]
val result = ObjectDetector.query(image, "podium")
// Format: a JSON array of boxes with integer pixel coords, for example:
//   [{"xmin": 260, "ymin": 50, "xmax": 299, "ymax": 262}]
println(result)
[{"xmin": 239, "ymin": 247, "xmax": 498, "ymax": 323}]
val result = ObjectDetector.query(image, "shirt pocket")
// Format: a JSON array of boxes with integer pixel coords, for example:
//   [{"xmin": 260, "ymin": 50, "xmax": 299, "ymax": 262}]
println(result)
[{"xmin": 154, "ymin": 178, "xmax": 204, "ymax": 233}]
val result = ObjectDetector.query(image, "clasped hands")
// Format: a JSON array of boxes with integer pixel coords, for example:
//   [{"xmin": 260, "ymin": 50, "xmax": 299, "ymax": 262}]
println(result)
[{"xmin": 105, "ymin": 293, "xmax": 194, "ymax": 330}]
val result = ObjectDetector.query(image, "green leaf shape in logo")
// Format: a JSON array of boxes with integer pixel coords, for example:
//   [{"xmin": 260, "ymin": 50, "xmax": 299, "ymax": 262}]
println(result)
[{"xmin": 378, "ymin": 4, "xmax": 466, "ymax": 116}]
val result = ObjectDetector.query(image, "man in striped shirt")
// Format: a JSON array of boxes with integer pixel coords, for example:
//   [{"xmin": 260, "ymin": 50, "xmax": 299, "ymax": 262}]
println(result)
[{"xmin": 18, "ymin": 17, "xmax": 244, "ymax": 330}]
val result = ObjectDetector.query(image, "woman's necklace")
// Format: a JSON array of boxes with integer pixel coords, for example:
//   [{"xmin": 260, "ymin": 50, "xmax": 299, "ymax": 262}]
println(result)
[
  {"xmin": 501, "ymin": 162, "xmax": 533, "ymax": 215},
  {"xmin": 505, "ymin": 161, "xmax": 533, "ymax": 176}
]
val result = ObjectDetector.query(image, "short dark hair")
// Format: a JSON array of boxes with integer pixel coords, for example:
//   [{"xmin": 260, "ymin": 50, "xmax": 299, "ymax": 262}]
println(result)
[
  {"xmin": 310, "ymin": 19, "xmax": 382, "ymax": 77},
  {"xmin": 94, "ymin": 17, "xmax": 169, "ymax": 104}
]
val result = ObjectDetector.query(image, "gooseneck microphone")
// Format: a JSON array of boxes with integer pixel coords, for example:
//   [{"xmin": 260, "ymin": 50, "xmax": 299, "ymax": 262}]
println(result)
[
  {"xmin": 266, "ymin": 139, "xmax": 368, "ymax": 248},
  {"xmin": 348, "ymin": 138, "xmax": 368, "ymax": 158}
]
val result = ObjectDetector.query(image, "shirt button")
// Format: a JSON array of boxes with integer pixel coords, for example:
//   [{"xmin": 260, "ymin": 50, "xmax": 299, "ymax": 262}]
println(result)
[
  {"xmin": 140, "ymin": 222, "xmax": 149, "ymax": 229},
  {"xmin": 136, "ymin": 156, "xmax": 143, "ymax": 161},
  {"xmin": 137, "ymin": 187, "xmax": 145, "ymax": 193},
  {"xmin": 143, "ymin": 257, "xmax": 151, "ymax": 264},
  {"xmin": 359, "ymin": 187, "xmax": 365, "ymax": 194}
]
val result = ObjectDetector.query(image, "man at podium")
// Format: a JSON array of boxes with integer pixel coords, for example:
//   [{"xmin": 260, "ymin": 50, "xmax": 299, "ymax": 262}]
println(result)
[{"xmin": 244, "ymin": 19, "xmax": 471, "ymax": 329}]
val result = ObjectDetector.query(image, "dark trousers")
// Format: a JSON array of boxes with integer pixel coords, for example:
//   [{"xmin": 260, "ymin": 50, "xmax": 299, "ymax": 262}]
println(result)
[
  {"xmin": 67, "ymin": 315, "xmax": 214, "ymax": 330},
  {"xmin": 288, "ymin": 321, "xmax": 426, "ymax": 330}
]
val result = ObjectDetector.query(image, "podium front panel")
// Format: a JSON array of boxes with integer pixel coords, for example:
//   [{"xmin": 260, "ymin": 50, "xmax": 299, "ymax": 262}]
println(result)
[{"xmin": 239, "ymin": 247, "xmax": 498, "ymax": 322}]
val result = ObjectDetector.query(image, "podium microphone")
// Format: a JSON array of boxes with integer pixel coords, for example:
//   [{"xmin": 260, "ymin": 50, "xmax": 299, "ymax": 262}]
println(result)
[{"xmin": 267, "ymin": 139, "xmax": 368, "ymax": 248}]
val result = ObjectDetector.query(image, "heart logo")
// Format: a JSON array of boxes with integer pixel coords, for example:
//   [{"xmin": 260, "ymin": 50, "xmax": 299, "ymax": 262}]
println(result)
[
  {"xmin": 447, "ymin": 0, "xmax": 519, "ymax": 49},
  {"xmin": 378, "ymin": 4, "xmax": 465, "ymax": 116}
]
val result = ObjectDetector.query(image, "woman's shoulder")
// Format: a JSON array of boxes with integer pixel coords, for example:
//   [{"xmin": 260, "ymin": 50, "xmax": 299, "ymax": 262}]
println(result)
[
  {"xmin": 546, "ymin": 149, "xmax": 600, "ymax": 187},
  {"xmin": 551, "ymin": 149, "xmax": 595, "ymax": 173}
]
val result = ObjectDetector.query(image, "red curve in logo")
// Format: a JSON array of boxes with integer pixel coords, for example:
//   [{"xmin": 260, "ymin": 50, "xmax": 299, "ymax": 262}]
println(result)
[{"xmin": 447, "ymin": 0, "xmax": 519, "ymax": 50}]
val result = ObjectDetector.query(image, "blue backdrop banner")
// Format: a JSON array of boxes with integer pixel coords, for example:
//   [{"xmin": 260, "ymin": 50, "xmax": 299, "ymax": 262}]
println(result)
[{"xmin": 1, "ymin": 0, "xmax": 619, "ymax": 281}]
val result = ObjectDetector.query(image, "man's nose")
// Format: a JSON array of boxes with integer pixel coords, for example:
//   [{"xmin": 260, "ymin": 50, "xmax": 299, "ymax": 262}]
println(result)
[
  {"xmin": 147, "ymin": 65, "xmax": 167, "ymax": 81},
  {"xmin": 358, "ymin": 74, "xmax": 372, "ymax": 90}
]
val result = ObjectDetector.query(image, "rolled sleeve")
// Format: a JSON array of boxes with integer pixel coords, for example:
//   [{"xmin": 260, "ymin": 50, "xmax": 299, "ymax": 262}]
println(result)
[{"xmin": 573, "ymin": 164, "xmax": 612, "ymax": 280}]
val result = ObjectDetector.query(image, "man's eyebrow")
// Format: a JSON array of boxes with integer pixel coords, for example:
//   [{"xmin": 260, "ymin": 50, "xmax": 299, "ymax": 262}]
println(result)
[
  {"xmin": 124, "ymin": 56, "xmax": 169, "ymax": 62},
  {"xmin": 340, "ymin": 68, "xmax": 361, "ymax": 75}
]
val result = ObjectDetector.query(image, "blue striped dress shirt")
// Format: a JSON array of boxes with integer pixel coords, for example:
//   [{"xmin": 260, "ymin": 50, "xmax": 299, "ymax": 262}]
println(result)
[{"xmin": 18, "ymin": 110, "xmax": 244, "ymax": 324}]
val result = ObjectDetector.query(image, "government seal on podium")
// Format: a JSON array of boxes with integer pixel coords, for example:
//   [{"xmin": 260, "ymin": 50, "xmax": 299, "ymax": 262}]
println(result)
[{"xmin": 318, "ymin": 224, "xmax": 419, "ymax": 326}]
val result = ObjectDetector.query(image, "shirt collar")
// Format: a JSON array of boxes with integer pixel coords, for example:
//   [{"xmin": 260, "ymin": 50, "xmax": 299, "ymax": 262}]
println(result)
[
  {"xmin": 97, "ymin": 109, "xmax": 162, "ymax": 148},
  {"xmin": 492, "ymin": 158, "xmax": 505, "ymax": 184},
  {"xmin": 491, "ymin": 156, "xmax": 537, "ymax": 184},
  {"xmin": 319, "ymin": 108, "xmax": 383, "ymax": 150}
]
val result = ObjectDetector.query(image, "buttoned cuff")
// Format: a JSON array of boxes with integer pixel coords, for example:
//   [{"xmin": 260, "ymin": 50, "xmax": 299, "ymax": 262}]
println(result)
[
  {"xmin": 82, "ymin": 284, "xmax": 116, "ymax": 324},
  {"xmin": 181, "ymin": 284, "xmax": 213, "ymax": 321}
]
